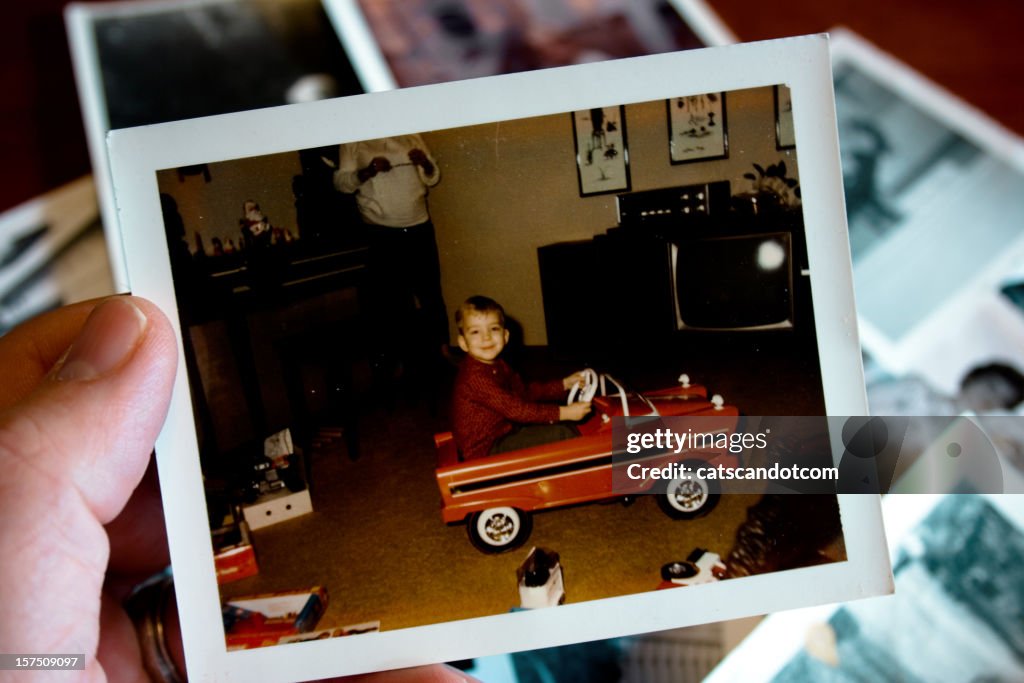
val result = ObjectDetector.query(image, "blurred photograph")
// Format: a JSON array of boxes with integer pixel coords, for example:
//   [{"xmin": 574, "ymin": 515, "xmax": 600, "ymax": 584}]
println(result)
[{"xmin": 331, "ymin": 0, "xmax": 733, "ymax": 89}]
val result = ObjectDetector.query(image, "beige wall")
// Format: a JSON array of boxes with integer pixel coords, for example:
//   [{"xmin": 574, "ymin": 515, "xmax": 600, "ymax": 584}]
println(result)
[
  {"xmin": 156, "ymin": 85, "xmax": 798, "ymax": 449},
  {"xmin": 158, "ymin": 152, "xmax": 304, "ymax": 252},
  {"xmin": 157, "ymin": 84, "xmax": 796, "ymax": 348},
  {"xmin": 426, "ymin": 85, "xmax": 798, "ymax": 345}
]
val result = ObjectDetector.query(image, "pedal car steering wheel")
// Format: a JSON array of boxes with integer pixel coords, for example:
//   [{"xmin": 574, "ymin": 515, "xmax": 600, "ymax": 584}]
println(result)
[{"xmin": 567, "ymin": 368, "xmax": 599, "ymax": 404}]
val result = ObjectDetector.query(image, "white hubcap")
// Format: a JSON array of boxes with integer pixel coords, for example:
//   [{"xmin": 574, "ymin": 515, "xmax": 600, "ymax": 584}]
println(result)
[
  {"xmin": 668, "ymin": 477, "xmax": 709, "ymax": 513},
  {"xmin": 477, "ymin": 507, "xmax": 520, "ymax": 546}
]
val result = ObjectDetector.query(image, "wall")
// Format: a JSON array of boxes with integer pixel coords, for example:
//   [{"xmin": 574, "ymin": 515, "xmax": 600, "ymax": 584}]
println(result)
[
  {"xmin": 158, "ymin": 153, "xmax": 354, "ymax": 453},
  {"xmin": 155, "ymin": 84, "xmax": 798, "ymax": 451},
  {"xmin": 158, "ymin": 151, "xmax": 305, "ymax": 253},
  {"xmin": 425, "ymin": 84, "xmax": 798, "ymax": 345}
]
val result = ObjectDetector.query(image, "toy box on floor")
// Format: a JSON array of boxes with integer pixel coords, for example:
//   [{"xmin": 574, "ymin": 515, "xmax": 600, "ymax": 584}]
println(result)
[
  {"xmin": 223, "ymin": 586, "xmax": 327, "ymax": 650},
  {"xmin": 241, "ymin": 487, "xmax": 313, "ymax": 530},
  {"xmin": 213, "ymin": 521, "xmax": 258, "ymax": 584}
]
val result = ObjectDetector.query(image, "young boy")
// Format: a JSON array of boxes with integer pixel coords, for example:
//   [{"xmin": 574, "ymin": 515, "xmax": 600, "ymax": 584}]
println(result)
[{"xmin": 452, "ymin": 296, "xmax": 591, "ymax": 460}]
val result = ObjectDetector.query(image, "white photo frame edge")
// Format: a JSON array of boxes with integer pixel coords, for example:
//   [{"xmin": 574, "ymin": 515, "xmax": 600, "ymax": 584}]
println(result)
[
  {"xmin": 65, "ymin": 2, "xmax": 129, "ymax": 293},
  {"xmin": 321, "ymin": 0, "xmax": 396, "ymax": 92},
  {"xmin": 107, "ymin": 35, "xmax": 891, "ymax": 681}
]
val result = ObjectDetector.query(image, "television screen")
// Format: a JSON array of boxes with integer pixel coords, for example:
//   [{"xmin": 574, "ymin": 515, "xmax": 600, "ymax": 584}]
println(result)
[{"xmin": 670, "ymin": 232, "xmax": 794, "ymax": 331}]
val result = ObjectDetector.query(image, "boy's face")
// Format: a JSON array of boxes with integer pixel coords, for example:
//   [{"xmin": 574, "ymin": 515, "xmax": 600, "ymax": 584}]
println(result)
[{"xmin": 457, "ymin": 310, "xmax": 508, "ymax": 363}]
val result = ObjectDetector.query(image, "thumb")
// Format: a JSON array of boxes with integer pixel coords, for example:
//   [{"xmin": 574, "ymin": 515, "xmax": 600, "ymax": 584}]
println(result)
[
  {"xmin": 0, "ymin": 296, "xmax": 178, "ymax": 524},
  {"xmin": 0, "ymin": 296, "xmax": 177, "ymax": 663}
]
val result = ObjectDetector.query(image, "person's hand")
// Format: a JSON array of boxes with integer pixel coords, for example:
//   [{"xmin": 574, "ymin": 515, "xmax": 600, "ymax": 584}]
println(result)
[
  {"xmin": 0, "ymin": 297, "xmax": 177, "ymax": 679},
  {"xmin": 0, "ymin": 298, "xmax": 475, "ymax": 682},
  {"xmin": 407, "ymin": 149, "xmax": 435, "ymax": 175},
  {"xmin": 560, "ymin": 401, "xmax": 592, "ymax": 421},
  {"xmin": 562, "ymin": 372, "xmax": 585, "ymax": 391}
]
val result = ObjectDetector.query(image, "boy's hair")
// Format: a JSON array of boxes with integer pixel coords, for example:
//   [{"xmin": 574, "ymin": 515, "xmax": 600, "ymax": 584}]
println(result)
[{"xmin": 456, "ymin": 296, "xmax": 505, "ymax": 333}]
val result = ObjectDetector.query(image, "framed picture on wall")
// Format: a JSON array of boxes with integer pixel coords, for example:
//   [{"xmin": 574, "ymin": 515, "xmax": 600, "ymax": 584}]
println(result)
[
  {"xmin": 668, "ymin": 92, "xmax": 728, "ymax": 163},
  {"xmin": 776, "ymin": 84, "xmax": 796, "ymax": 148},
  {"xmin": 571, "ymin": 106, "xmax": 631, "ymax": 196}
]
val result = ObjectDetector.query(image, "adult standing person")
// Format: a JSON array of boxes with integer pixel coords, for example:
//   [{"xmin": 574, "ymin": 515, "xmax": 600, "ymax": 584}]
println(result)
[{"xmin": 334, "ymin": 134, "xmax": 449, "ymax": 398}]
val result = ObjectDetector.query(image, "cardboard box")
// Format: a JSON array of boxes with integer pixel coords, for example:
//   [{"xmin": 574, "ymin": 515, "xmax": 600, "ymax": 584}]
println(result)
[
  {"xmin": 213, "ymin": 522, "xmax": 258, "ymax": 584},
  {"xmin": 224, "ymin": 586, "xmax": 328, "ymax": 650},
  {"xmin": 242, "ymin": 488, "xmax": 312, "ymax": 530},
  {"xmin": 215, "ymin": 543, "xmax": 258, "ymax": 584}
]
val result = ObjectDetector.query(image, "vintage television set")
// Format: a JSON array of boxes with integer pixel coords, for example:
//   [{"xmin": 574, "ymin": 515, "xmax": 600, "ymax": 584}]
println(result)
[
  {"xmin": 668, "ymin": 231, "xmax": 795, "ymax": 332},
  {"xmin": 538, "ymin": 181, "xmax": 805, "ymax": 359}
]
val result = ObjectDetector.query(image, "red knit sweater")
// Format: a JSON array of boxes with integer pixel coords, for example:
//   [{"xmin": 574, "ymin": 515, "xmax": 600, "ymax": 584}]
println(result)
[{"xmin": 451, "ymin": 356, "xmax": 564, "ymax": 460}]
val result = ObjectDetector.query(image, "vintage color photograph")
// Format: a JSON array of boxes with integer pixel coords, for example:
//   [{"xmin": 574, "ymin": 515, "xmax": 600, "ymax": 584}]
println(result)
[{"xmin": 155, "ymin": 84, "xmax": 842, "ymax": 644}]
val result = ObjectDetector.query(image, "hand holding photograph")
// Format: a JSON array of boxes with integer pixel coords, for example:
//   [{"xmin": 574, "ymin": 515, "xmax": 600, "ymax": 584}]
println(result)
[{"xmin": 107, "ymin": 35, "xmax": 891, "ymax": 681}]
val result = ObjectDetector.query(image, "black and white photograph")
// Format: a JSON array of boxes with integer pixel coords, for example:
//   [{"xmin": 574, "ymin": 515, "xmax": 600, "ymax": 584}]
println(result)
[
  {"xmin": 768, "ymin": 496, "xmax": 1024, "ymax": 683},
  {"xmin": 107, "ymin": 39, "xmax": 889, "ymax": 680},
  {"xmin": 705, "ymin": 495, "xmax": 1024, "ymax": 683},
  {"xmin": 830, "ymin": 30, "xmax": 1024, "ymax": 393},
  {"xmin": 69, "ymin": 0, "xmax": 363, "ymax": 130}
]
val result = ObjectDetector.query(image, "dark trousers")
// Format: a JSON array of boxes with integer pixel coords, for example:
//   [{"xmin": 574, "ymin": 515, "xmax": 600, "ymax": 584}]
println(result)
[
  {"xmin": 490, "ymin": 424, "xmax": 579, "ymax": 455},
  {"xmin": 364, "ymin": 221, "xmax": 449, "ymax": 376}
]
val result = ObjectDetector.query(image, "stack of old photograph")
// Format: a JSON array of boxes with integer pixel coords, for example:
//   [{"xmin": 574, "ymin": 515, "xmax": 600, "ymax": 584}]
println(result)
[{"xmin": 0, "ymin": 0, "xmax": 1016, "ymax": 681}]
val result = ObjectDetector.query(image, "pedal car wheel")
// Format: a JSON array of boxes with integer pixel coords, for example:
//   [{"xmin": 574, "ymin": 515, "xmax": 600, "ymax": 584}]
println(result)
[
  {"xmin": 657, "ymin": 467, "xmax": 720, "ymax": 520},
  {"xmin": 467, "ymin": 507, "xmax": 532, "ymax": 553}
]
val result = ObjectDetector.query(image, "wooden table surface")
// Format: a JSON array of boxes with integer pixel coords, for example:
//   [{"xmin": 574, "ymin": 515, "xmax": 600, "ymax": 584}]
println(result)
[{"xmin": 3, "ymin": 0, "xmax": 1021, "ymax": 213}]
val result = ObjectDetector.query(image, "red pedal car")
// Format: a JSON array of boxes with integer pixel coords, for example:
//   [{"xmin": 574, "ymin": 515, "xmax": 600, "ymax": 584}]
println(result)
[{"xmin": 434, "ymin": 371, "xmax": 741, "ymax": 553}]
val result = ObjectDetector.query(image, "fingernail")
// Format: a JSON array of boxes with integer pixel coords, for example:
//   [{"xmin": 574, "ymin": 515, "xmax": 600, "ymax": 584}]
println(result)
[
  {"xmin": 56, "ymin": 298, "xmax": 148, "ymax": 382},
  {"xmin": 442, "ymin": 665, "xmax": 481, "ymax": 681}
]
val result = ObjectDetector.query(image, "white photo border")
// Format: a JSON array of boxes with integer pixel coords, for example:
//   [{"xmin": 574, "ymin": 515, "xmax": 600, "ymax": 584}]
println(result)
[{"xmin": 109, "ymin": 35, "xmax": 891, "ymax": 681}]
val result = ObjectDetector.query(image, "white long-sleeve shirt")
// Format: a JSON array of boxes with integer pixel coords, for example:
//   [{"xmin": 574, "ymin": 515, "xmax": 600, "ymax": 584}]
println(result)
[{"xmin": 334, "ymin": 134, "xmax": 440, "ymax": 228}]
